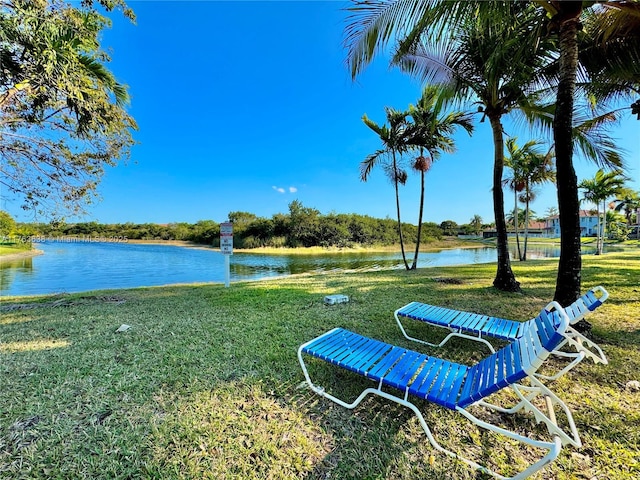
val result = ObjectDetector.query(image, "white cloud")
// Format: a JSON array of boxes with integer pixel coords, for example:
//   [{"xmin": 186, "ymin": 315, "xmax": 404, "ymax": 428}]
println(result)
[{"xmin": 273, "ymin": 185, "xmax": 298, "ymax": 194}]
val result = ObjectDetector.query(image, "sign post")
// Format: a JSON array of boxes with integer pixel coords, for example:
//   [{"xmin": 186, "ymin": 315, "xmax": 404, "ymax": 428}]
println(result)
[{"xmin": 220, "ymin": 222, "xmax": 233, "ymax": 288}]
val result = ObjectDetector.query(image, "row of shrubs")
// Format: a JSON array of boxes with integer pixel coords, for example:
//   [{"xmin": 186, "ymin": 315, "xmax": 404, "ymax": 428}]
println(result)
[{"xmin": 14, "ymin": 202, "xmax": 485, "ymax": 249}]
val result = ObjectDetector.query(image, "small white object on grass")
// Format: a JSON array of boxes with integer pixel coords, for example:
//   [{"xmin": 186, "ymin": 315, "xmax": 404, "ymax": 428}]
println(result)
[
  {"xmin": 626, "ymin": 380, "xmax": 640, "ymax": 392},
  {"xmin": 115, "ymin": 324, "xmax": 131, "ymax": 333},
  {"xmin": 324, "ymin": 294, "xmax": 349, "ymax": 305}
]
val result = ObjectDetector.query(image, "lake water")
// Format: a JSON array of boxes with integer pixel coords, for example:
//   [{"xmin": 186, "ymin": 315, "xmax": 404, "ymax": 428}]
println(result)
[{"xmin": 0, "ymin": 240, "xmax": 592, "ymax": 296}]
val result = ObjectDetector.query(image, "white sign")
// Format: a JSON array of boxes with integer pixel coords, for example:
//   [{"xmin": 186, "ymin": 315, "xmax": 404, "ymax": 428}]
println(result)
[
  {"xmin": 220, "ymin": 222, "xmax": 233, "ymax": 255},
  {"xmin": 220, "ymin": 236, "xmax": 233, "ymax": 254},
  {"xmin": 220, "ymin": 222, "xmax": 233, "ymax": 236}
]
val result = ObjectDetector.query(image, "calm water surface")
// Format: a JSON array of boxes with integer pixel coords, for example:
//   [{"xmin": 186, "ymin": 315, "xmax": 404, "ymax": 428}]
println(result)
[{"xmin": 0, "ymin": 240, "xmax": 596, "ymax": 296}]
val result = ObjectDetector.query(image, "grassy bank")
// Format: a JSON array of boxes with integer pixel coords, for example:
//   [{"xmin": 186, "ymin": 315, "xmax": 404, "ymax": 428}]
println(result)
[
  {"xmin": 1, "ymin": 252, "xmax": 639, "ymax": 479},
  {"xmin": 0, "ymin": 243, "xmax": 32, "ymax": 256},
  {"xmin": 235, "ymin": 237, "xmax": 487, "ymax": 255}
]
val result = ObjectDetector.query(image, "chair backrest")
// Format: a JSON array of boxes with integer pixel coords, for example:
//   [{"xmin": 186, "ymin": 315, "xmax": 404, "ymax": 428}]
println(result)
[
  {"xmin": 563, "ymin": 285, "xmax": 609, "ymax": 324},
  {"xmin": 457, "ymin": 307, "xmax": 569, "ymax": 408}
]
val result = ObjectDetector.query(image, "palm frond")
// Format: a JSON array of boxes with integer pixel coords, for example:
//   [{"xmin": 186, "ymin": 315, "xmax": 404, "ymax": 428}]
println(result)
[
  {"xmin": 344, "ymin": 0, "xmax": 432, "ymax": 79},
  {"xmin": 362, "ymin": 114, "xmax": 385, "ymax": 136},
  {"xmin": 360, "ymin": 149, "xmax": 386, "ymax": 181}
]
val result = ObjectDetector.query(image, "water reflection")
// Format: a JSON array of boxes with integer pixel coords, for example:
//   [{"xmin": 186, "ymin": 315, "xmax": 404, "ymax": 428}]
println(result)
[
  {"xmin": 0, "ymin": 241, "xmax": 623, "ymax": 296},
  {"xmin": 0, "ymin": 256, "xmax": 34, "ymax": 292}
]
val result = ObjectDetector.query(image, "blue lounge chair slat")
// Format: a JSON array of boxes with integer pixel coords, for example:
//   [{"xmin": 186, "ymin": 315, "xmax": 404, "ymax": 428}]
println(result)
[
  {"xmin": 534, "ymin": 315, "xmax": 551, "ymax": 347},
  {"xmin": 504, "ymin": 343, "xmax": 515, "ymax": 381},
  {"xmin": 367, "ymin": 347, "xmax": 405, "ymax": 380},
  {"xmin": 352, "ymin": 340, "xmax": 394, "ymax": 372},
  {"xmin": 426, "ymin": 363, "xmax": 455, "ymax": 403},
  {"xmin": 464, "ymin": 361, "xmax": 486, "ymax": 405},
  {"xmin": 467, "ymin": 314, "xmax": 490, "ymax": 333},
  {"xmin": 584, "ymin": 291, "xmax": 599, "ymax": 310},
  {"xmin": 429, "ymin": 308, "xmax": 454, "ymax": 326},
  {"xmin": 433, "ymin": 363, "xmax": 466, "ymax": 407},
  {"xmin": 441, "ymin": 364, "xmax": 468, "ymax": 409},
  {"xmin": 510, "ymin": 341, "xmax": 523, "ymax": 381},
  {"xmin": 443, "ymin": 307, "xmax": 465, "ymax": 324},
  {"xmin": 507, "ymin": 320, "xmax": 521, "ymax": 339},
  {"xmin": 308, "ymin": 334, "xmax": 354, "ymax": 363},
  {"xmin": 408, "ymin": 357, "xmax": 441, "ymax": 397},
  {"xmin": 496, "ymin": 348, "xmax": 506, "ymax": 387},
  {"xmin": 450, "ymin": 312, "xmax": 479, "ymax": 330},
  {"xmin": 332, "ymin": 333, "xmax": 373, "ymax": 362},
  {"xmin": 415, "ymin": 358, "xmax": 447, "ymax": 398},
  {"xmin": 408, "ymin": 303, "xmax": 436, "ymax": 320},
  {"xmin": 385, "ymin": 351, "xmax": 427, "ymax": 390},
  {"xmin": 493, "ymin": 319, "xmax": 512, "ymax": 340},
  {"xmin": 336, "ymin": 340, "xmax": 387, "ymax": 373},
  {"xmin": 482, "ymin": 353, "xmax": 496, "ymax": 392}
]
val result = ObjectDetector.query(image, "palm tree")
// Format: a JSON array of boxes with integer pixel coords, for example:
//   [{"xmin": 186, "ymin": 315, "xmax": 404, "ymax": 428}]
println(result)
[
  {"xmin": 392, "ymin": 6, "xmax": 555, "ymax": 290},
  {"xmin": 579, "ymin": 169, "xmax": 627, "ymax": 255},
  {"xmin": 504, "ymin": 137, "xmax": 555, "ymax": 260},
  {"xmin": 504, "ymin": 138, "xmax": 535, "ymax": 261},
  {"xmin": 579, "ymin": 3, "xmax": 640, "ymax": 110},
  {"xmin": 361, "ymin": 107, "xmax": 411, "ymax": 269},
  {"xmin": 470, "ymin": 214, "xmax": 483, "ymax": 236},
  {"xmin": 404, "ymin": 85, "xmax": 473, "ymax": 269},
  {"xmin": 535, "ymin": 1, "xmax": 640, "ymax": 305},
  {"xmin": 613, "ymin": 188, "xmax": 640, "ymax": 239}
]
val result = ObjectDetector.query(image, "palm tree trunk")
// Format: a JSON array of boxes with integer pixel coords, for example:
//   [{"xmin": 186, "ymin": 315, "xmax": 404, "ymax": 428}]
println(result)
[
  {"xmin": 489, "ymin": 114, "xmax": 520, "ymax": 292},
  {"xmin": 601, "ymin": 200, "xmax": 607, "ymax": 254},
  {"xmin": 514, "ymin": 189, "xmax": 522, "ymax": 261},
  {"xmin": 392, "ymin": 151, "xmax": 409, "ymax": 270},
  {"xmin": 523, "ymin": 192, "xmax": 530, "ymax": 261},
  {"xmin": 553, "ymin": 9, "xmax": 583, "ymax": 319},
  {"xmin": 411, "ymin": 168, "xmax": 425, "ymax": 270},
  {"xmin": 595, "ymin": 204, "xmax": 602, "ymax": 255}
]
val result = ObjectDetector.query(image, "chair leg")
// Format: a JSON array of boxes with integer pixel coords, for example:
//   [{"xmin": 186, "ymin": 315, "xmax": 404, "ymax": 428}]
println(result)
[
  {"xmin": 535, "ymin": 350, "xmax": 586, "ymax": 381},
  {"xmin": 563, "ymin": 326, "xmax": 608, "ymax": 365},
  {"xmin": 476, "ymin": 378, "xmax": 581, "ymax": 449},
  {"xmin": 395, "ymin": 314, "xmax": 496, "ymax": 352}
]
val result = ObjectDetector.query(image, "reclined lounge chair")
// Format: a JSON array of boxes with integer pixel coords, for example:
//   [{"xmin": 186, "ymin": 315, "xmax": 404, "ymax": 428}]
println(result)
[
  {"xmin": 394, "ymin": 286, "xmax": 608, "ymax": 380},
  {"xmin": 298, "ymin": 303, "xmax": 581, "ymax": 480}
]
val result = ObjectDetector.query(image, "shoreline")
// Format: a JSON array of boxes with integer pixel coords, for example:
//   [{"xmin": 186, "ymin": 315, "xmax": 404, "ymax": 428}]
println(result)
[
  {"xmin": 0, "ymin": 249, "xmax": 44, "ymax": 262},
  {"xmin": 126, "ymin": 238, "xmax": 489, "ymax": 255}
]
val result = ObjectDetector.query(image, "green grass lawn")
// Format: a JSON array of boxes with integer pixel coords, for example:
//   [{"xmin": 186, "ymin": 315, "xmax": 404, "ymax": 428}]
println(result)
[
  {"xmin": 0, "ymin": 243, "xmax": 33, "ymax": 255},
  {"xmin": 1, "ymin": 251, "xmax": 639, "ymax": 479}
]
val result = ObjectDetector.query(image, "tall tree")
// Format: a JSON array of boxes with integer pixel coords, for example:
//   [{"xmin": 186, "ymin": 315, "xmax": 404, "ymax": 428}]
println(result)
[
  {"xmin": 579, "ymin": 169, "xmax": 627, "ymax": 254},
  {"xmin": 0, "ymin": 0, "xmax": 136, "ymax": 218},
  {"xmin": 404, "ymin": 85, "xmax": 473, "ymax": 269},
  {"xmin": 504, "ymin": 137, "xmax": 555, "ymax": 260},
  {"xmin": 361, "ymin": 108, "xmax": 411, "ymax": 269},
  {"xmin": 579, "ymin": 2, "xmax": 640, "ymax": 111},
  {"xmin": 469, "ymin": 214, "xmax": 483, "ymax": 236},
  {"xmin": 613, "ymin": 188, "xmax": 640, "ymax": 239},
  {"xmin": 535, "ymin": 0, "xmax": 640, "ymax": 306},
  {"xmin": 393, "ymin": 5, "xmax": 556, "ymax": 290}
]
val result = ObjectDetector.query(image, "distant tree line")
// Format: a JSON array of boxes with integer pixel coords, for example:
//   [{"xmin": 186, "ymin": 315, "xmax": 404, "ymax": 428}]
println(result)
[{"xmin": 13, "ymin": 201, "xmax": 494, "ymax": 249}]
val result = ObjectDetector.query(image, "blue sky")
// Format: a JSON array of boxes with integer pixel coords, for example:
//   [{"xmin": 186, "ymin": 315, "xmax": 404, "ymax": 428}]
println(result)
[{"xmin": 5, "ymin": 1, "xmax": 640, "ymax": 225}]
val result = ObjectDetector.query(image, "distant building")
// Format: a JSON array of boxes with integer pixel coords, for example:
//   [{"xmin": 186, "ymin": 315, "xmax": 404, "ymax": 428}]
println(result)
[{"xmin": 545, "ymin": 210, "xmax": 599, "ymax": 237}]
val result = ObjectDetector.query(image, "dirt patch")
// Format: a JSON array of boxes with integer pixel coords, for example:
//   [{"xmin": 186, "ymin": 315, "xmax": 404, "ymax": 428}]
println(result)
[
  {"xmin": 0, "ymin": 295, "xmax": 126, "ymax": 312},
  {"xmin": 433, "ymin": 277, "xmax": 465, "ymax": 285}
]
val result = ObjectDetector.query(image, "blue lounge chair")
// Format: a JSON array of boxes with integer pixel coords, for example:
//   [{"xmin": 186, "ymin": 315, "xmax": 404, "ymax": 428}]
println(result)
[
  {"xmin": 298, "ymin": 304, "xmax": 581, "ymax": 480},
  {"xmin": 394, "ymin": 286, "xmax": 609, "ymax": 380}
]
